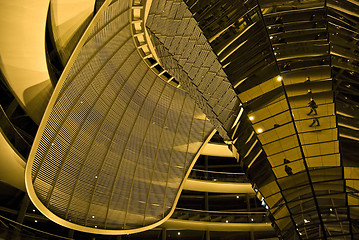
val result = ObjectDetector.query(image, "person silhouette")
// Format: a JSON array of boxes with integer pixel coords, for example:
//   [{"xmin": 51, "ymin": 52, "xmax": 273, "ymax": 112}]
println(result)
[
  {"xmin": 285, "ymin": 165, "xmax": 293, "ymax": 176},
  {"xmin": 284, "ymin": 158, "xmax": 293, "ymax": 176},
  {"xmin": 307, "ymin": 98, "xmax": 318, "ymax": 115}
]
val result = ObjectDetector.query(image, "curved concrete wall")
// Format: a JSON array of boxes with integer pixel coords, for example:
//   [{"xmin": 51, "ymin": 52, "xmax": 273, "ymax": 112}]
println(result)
[
  {"xmin": 0, "ymin": 0, "xmax": 53, "ymax": 124},
  {"xmin": 0, "ymin": 129, "xmax": 26, "ymax": 191}
]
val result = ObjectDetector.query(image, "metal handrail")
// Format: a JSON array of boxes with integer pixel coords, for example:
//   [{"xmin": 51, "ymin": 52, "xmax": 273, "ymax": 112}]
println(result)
[
  {"xmin": 189, "ymin": 169, "xmax": 249, "ymax": 183},
  {"xmin": 0, "ymin": 105, "xmax": 32, "ymax": 159},
  {"xmin": 0, "ymin": 214, "xmax": 73, "ymax": 240},
  {"xmin": 175, "ymin": 208, "xmax": 266, "ymax": 215},
  {"xmin": 172, "ymin": 208, "xmax": 269, "ymax": 223},
  {"xmin": 191, "ymin": 169, "xmax": 246, "ymax": 175}
]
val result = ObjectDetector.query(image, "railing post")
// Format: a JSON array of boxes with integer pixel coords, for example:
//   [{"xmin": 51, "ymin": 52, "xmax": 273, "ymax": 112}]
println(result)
[
  {"xmin": 246, "ymin": 194, "xmax": 255, "ymax": 240},
  {"xmin": 68, "ymin": 229, "xmax": 74, "ymax": 239},
  {"xmin": 16, "ymin": 194, "xmax": 29, "ymax": 223},
  {"xmin": 205, "ymin": 230, "xmax": 210, "ymax": 240},
  {"xmin": 204, "ymin": 155, "xmax": 209, "ymax": 180},
  {"xmin": 204, "ymin": 155, "xmax": 210, "ymax": 239},
  {"xmin": 204, "ymin": 192, "xmax": 209, "ymax": 212},
  {"xmin": 9, "ymin": 193, "xmax": 30, "ymax": 240},
  {"xmin": 161, "ymin": 227, "xmax": 166, "ymax": 240}
]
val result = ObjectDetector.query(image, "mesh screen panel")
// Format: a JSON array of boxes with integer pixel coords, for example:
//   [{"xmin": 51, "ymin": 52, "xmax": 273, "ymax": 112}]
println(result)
[
  {"xmin": 146, "ymin": 0, "xmax": 242, "ymax": 140},
  {"xmin": 28, "ymin": 0, "xmax": 214, "ymax": 232}
]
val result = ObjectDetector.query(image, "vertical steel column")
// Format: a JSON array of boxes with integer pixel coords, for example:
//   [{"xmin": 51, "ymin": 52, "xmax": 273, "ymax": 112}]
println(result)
[
  {"xmin": 11, "ymin": 194, "xmax": 30, "ymax": 240},
  {"xmin": 246, "ymin": 194, "xmax": 255, "ymax": 240},
  {"xmin": 204, "ymin": 155, "xmax": 210, "ymax": 240},
  {"xmin": 16, "ymin": 194, "xmax": 29, "ymax": 223},
  {"xmin": 68, "ymin": 229, "xmax": 74, "ymax": 239},
  {"xmin": 162, "ymin": 227, "xmax": 166, "ymax": 240}
]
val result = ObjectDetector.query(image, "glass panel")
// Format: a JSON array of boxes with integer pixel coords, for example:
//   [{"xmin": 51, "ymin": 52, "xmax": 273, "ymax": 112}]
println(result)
[
  {"xmin": 344, "ymin": 169, "xmax": 359, "ymax": 182},
  {"xmin": 301, "ymin": 223, "xmax": 323, "ymax": 239},
  {"xmin": 324, "ymin": 221, "xmax": 350, "ymax": 239},
  {"xmin": 278, "ymin": 172, "xmax": 310, "ymax": 191},
  {"xmin": 288, "ymin": 91, "xmax": 333, "ymax": 110},
  {"xmin": 295, "ymin": 115, "xmax": 336, "ymax": 134},
  {"xmin": 272, "ymin": 204, "xmax": 290, "ymax": 220},
  {"xmin": 321, "ymin": 206, "xmax": 348, "ymax": 221},
  {"xmin": 273, "ymin": 160, "xmax": 306, "ymax": 178},
  {"xmin": 257, "ymin": 123, "xmax": 296, "ymax": 145},
  {"xmin": 262, "ymin": 135, "xmax": 299, "ymax": 156},
  {"xmin": 282, "ymin": 66, "xmax": 331, "ymax": 85},
  {"xmin": 260, "ymin": 180, "xmax": 281, "ymax": 197},
  {"xmin": 265, "ymin": 192, "xmax": 283, "ymax": 209},
  {"xmin": 307, "ymin": 154, "xmax": 340, "ymax": 168},
  {"xmin": 282, "ymin": 184, "xmax": 312, "ymax": 203},
  {"xmin": 248, "ymin": 97, "xmax": 287, "ymax": 123},
  {"xmin": 292, "ymin": 103, "xmax": 334, "ymax": 121},
  {"xmin": 309, "ymin": 167, "xmax": 342, "ymax": 183},
  {"xmin": 287, "ymin": 198, "xmax": 317, "ymax": 215},
  {"xmin": 327, "ymin": 235, "xmax": 351, "ymax": 240},
  {"xmin": 239, "ymin": 76, "xmax": 282, "ymax": 102},
  {"xmin": 313, "ymin": 180, "xmax": 344, "ymax": 194},
  {"xmin": 299, "ymin": 128, "xmax": 338, "ymax": 145},
  {"xmin": 260, "ymin": 0, "xmax": 325, "ymax": 14},
  {"xmin": 285, "ymin": 80, "xmax": 332, "ymax": 98},
  {"xmin": 316, "ymin": 193, "xmax": 346, "ymax": 208},
  {"xmin": 268, "ymin": 147, "xmax": 302, "ymax": 167},
  {"xmin": 346, "ymin": 179, "xmax": 359, "ymax": 195},
  {"xmin": 302, "ymin": 140, "xmax": 339, "ymax": 158},
  {"xmin": 347, "ymin": 195, "xmax": 359, "ymax": 207},
  {"xmin": 275, "ymin": 216, "xmax": 293, "ymax": 230}
]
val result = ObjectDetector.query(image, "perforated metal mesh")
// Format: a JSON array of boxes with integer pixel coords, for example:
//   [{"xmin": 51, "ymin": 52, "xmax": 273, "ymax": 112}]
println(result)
[
  {"xmin": 146, "ymin": 0, "xmax": 242, "ymax": 141},
  {"xmin": 28, "ymin": 0, "xmax": 214, "ymax": 232}
]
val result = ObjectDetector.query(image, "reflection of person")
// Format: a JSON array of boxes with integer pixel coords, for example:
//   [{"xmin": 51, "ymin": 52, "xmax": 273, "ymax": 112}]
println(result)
[
  {"xmin": 285, "ymin": 165, "xmax": 293, "ymax": 176},
  {"xmin": 307, "ymin": 98, "xmax": 318, "ymax": 115},
  {"xmin": 284, "ymin": 158, "xmax": 293, "ymax": 176},
  {"xmin": 283, "ymin": 63, "xmax": 291, "ymax": 70},
  {"xmin": 309, "ymin": 117, "xmax": 320, "ymax": 127},
  {"xmin": 275, "ymin": 16, "xmax": 283, "ymax": 24}
]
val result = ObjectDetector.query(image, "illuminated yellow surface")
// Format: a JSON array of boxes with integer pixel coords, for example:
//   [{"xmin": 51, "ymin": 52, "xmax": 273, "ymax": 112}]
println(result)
[
  {"xmin": 0, "ymin": 129, "xmax": 26, "ymax": 191},
  {"xmin": 183, "ymin": 179, "xmax": 254, "ymax": 194},
  {"xmin": 0, "ymin": 0, "xmax": 53, "ymax": 124}
]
